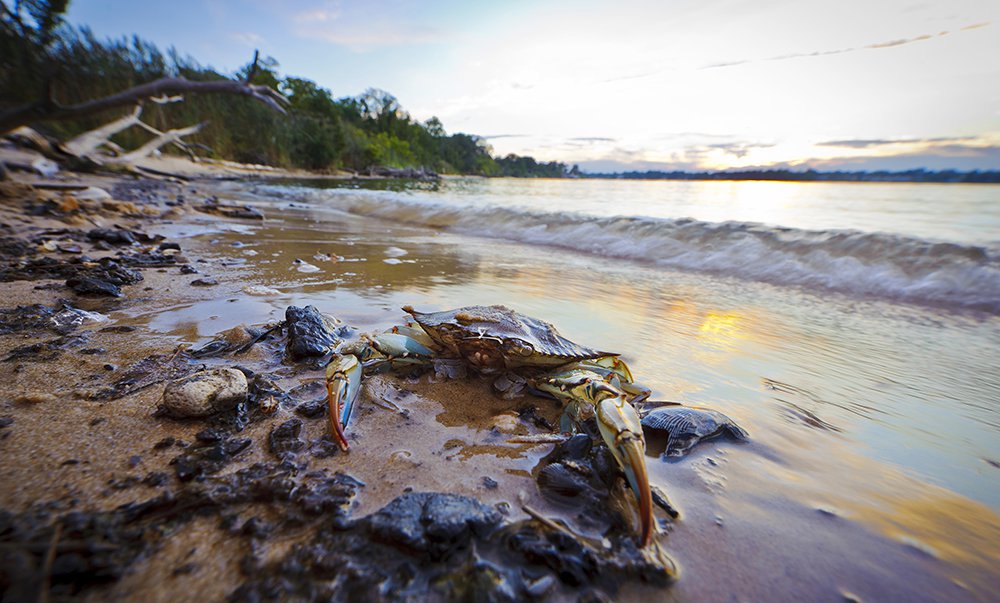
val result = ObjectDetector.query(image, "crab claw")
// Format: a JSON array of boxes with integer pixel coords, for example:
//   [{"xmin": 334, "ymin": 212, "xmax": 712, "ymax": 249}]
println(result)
[
  {"xmin": 596, "ymin": 395, "xmax": 655, "ymax": 547},
  {"xmin": 325, "ymin": 354, "xmax": 362, "ymax": 452}
]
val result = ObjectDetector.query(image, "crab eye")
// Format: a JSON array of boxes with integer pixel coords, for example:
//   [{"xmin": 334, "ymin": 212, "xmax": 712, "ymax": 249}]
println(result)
[{"xmin": 506, "ymin": 340, "xmax": 534, "ymax": 356}]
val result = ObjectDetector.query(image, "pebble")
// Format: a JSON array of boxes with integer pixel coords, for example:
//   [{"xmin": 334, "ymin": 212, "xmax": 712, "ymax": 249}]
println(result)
[
  {"xmin": 161, "ymin": 368, "xmax": 248, "ymax": 417},
  {"xmin": 14, "ymin": 392, "xmax": 57, "ymax": 404},
  {"xmin": 191, "ymin": 277, "xmax": 219, "ymax": 287},
  {"xmin": 243, "ymin": 285, "xmax": 281, "ymax": 296},
  {"xmin": 490, "ymin": 411, "xmax": 521, "ymax": 433}
]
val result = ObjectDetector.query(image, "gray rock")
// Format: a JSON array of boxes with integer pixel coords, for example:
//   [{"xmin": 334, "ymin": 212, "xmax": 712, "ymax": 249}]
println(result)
[{"xmin": 161, "ymin": 368, "xmax": 248, "ymax": 417}]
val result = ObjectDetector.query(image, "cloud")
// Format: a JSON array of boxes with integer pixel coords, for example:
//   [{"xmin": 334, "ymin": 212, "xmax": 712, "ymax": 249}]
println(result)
[
  {"xmin": 817, "ymin": 136, "xmax": 978, "ymax": 148},
  {"xmin": 298, "ymin": 24, "xmax": 443, "ymax": 50},
  {"xmin": 230, "ymin": 32, "xmax": 264, "ymax": 47},
  {"xmin": 785, "ymin": 142, "xmax": 1000, "ymax": 171},
  {"xmin": 481, "ymin": 134, "xmax": 528, "ymax": 139},
  {"xmin": 702, "ymin": 22, "xmax": 989, "ymax": 69},
  {"xmin": 706, "ymin": 142, "xmax": 776, "ymax": 158},
  {"xmin": 568, "ymin": 137, "xmax": 616, "ymax": 143},
  {"xmin": 291, "ymin": 3, "xmax": 447, "ymax": 51}
]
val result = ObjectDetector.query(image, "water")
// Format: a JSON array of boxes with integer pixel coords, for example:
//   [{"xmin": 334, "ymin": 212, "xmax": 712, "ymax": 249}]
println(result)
[
  {"xmin": 266, "ymin": 178, "xmax": 1000, "ymax": 313},
  {"xmin": 138, "ymin": 177, "xmax": 1000, "ymax": 600},
  {"xmin": 247, "ymin": 175, "xmax": 1000, "ymax": 509}
]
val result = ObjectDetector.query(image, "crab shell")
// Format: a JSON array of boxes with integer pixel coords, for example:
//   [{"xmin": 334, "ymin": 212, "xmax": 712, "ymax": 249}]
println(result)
[{"xmin": 402, "ymin": 305, "xmax": 615, "ymax": 371}]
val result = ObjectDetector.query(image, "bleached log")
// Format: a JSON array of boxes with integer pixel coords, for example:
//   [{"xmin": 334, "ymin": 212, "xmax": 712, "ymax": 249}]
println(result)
[
  {"xmin": 111, "ymin": 122, "xmax": 204, "ymax": 164},
  {"xmin": 63, "ymin": 104, "xmax": 142, "ymax": 157},
  {"xmin": 134, "ymin": 119, "xmax": 199, "ymax": 161}
]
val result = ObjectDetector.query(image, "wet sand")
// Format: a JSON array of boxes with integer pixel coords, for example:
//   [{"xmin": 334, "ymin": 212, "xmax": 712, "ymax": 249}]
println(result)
[{"xmin": 1, "ymin": 166, "xmax": 999, "ymax": 602}]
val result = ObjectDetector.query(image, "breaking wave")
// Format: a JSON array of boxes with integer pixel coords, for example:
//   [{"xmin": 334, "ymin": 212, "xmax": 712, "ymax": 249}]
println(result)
[{"xmin": 269, "ymin": 186, "xmax": 1000, "ymax": 314}]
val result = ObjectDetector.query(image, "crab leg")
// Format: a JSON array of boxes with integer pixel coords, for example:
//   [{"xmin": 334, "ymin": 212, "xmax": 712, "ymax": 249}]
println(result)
[
  {"xmin": 324, "ymin": 330, "xmax": 438, "ymax": 451},
  {"xmin": 537, "ymin": 370, "xmax": 656, "ymax": 546},
  {"xmin": 596, "ymin": 394, "xmax": 655, "ymax": 547},
  {"xmin": 325, "ymin": 354, "xmax": 362, "ymax": 451}
]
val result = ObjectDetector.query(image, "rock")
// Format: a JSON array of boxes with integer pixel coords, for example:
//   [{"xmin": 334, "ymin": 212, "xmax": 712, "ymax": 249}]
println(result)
[
  {"xmin": 195, "ymin": 202, "xmax": 264, "ymax": 220},
  {"xmin": 66, "ymin": 275, "xmax": 123, "ymax": 297},
  {"xmin": 190, "ymin": 277, "xmax": 219, "ymax": 287},
  {"xmin": 369, "ymin": 492, "xmax": 502, "ymax": 560},
  {"xmin": 65, "ymin": 259, "xmax": 143, "ymax": 298},
  {"xmin": 87, "ymin": 228, "xmax": 137, "ymax": 246},
  {"xmin": 243, "ymin": 285, "xmax": 281, "ymax": 296},
  {"xmin": 161, "ymin": 368, "xmax": 248, "ymax": 418},
  {"xmin": 14, "ymin": 392, "xmax": 58, "ymax": 404},
  {"xmin": 269, "ymin": 418, "xmax": 306, "ymax": 456},
  {"xmin": 491, "ymin": 412, "xmax": 521, "ymax": 433},
  {"xmin": 285, "ymin": 305, "xmax": 341, "ymax": 359}
]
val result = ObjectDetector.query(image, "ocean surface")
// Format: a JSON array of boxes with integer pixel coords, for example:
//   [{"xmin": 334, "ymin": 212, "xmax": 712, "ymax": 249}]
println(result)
[
  {"xmin": 140, "ymin": 176, "xmax": 1000, "ymax": 600},
  {"xmin": 271, "ymin": 177, "xmax": 1000, "ymax": 313}
]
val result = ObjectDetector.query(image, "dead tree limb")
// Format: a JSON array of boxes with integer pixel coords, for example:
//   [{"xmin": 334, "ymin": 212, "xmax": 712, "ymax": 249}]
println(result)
[
  {"xmin": 0, "ymin": 76, "xmax": 288, "ymax": 134},
  {"xmin": 112, "ymin": 122, "xmax": 204, "ymax": 164},
  {"xmin": 133, "ymin": 119, "xmax": 199, "ymax": 161},
  {"xmin": 63, "ymin": 104, "xmax": 142, "ymax": 157}
]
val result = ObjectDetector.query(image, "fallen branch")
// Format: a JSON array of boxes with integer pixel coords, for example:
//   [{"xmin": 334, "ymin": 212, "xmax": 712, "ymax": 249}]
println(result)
[
  {"xmin": 63, "ymin": 104, "xmax": 142, "ymax": 157},
  {"xmin": 0, "ymin": 75, "xmax": 288, "ymax": 134},
  {"xmin": 112, "ymin": 122, "xmax": 204, "ymax": 164}
]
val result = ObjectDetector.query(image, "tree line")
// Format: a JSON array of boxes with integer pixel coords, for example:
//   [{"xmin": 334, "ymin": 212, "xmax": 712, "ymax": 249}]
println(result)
[
  {"xmin": 0, "ymin": 1, "xmax": 571, "ymax": 177},
  {"xmin": 583, "ymin": 168, "xmax": 1000, "ymax": 184}
]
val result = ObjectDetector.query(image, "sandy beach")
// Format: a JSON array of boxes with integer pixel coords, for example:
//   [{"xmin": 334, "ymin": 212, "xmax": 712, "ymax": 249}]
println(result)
[{"xmin": 1, "ymin": 157, "xmax": 999, "ymax": 602}]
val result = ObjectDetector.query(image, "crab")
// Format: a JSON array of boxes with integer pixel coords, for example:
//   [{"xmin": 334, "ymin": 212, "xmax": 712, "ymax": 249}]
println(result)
[{"xmin": 324, "ymin": 304, "xmax": 658, "ymax": 547}]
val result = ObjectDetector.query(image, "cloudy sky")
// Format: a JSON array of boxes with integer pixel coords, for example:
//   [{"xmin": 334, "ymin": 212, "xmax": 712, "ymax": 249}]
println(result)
[{"xmin": 67, "ymin": 0, "xmax": 1000, "ymax": 171}]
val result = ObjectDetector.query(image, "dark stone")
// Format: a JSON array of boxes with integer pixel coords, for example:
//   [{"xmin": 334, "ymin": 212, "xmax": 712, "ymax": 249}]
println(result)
[
  {"xmin": 3, "ymin": 334, "xmax": 88, "ymax": 362},
  {"xmin": 285, "ymin": 305, "xmax": 341, "ymax": 359},
  {"xmin": 190, "ymin": 277, "xmax": 219, "ymax": 287},
  {"xmin": 195, "ymin": 428, "xmax": 226, "ymax": 444},
  {"xmin": 66, "ymin": 275, "xmax": 122, "ymax": 297},
  {"xmin": 65, "ymin": 259, "xmax": 143, "ymax": 298},
  {"xmin": 153, "ymin": 437, "xmax": 176, "ymax": 450},
  {"xmin": 143, "ymin": 472, "xmax": 169, "ymax": 487},
  {"xmin": 172, "ymin": 563, "xmax": 198, "ymax": 576},
  {"xmin": 99, "ymin": 326, "xmax": 136, "ymax": 333},
  {"xmin": 169, "ymin": 437, "xmax": 252, "ymax": 481},
  {"xmin": 180, "ymin": 264, "xmax": 198, "ymax": 274},
  {"xmin": 482, "ymin": 476, "xmax": 499, "ymax": 490},
  {"xmin": 87, "ymin": 228, "xmax": 137, "ymax": 246},
  {"xmin": 369, "ymin": 492, "xmax": 501, "ymax": 560},
  {"xmin": 295, "ymin": 397, "xmax": 326, "ymax": 419},
  {"xmin": 269, "ymin": 419, "xmax": 305, "ymax": 456},
  {"xmin": 308, "ymin": 436, "xmax": 340, "ymax": 459}
]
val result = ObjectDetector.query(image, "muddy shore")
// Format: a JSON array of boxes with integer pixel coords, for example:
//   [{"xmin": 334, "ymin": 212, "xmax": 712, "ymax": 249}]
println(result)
[{"xmin": 0, "ymin": 164, "xmax": 674, "ymax": 602}]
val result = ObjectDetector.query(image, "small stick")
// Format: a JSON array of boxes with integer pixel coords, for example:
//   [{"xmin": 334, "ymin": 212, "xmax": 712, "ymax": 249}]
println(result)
[
  {"xmin": 521, "ymin": 504, "xmax": 570, "ymax": 534},
  {"xmin": 37, "ymin": 521, "xmax": 62, "ymax": 603}
]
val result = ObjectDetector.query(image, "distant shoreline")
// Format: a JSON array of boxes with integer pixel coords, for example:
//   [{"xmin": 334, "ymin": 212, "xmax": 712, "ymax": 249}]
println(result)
[{"xmin": 577, "ymin": 168, "xmax": 1000, "ymax": 184}]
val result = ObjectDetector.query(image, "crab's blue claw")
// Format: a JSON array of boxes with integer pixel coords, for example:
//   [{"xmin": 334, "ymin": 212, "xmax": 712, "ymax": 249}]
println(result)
[
  {"xmin": 325, "ymin": 354, "xmax": 362, "ymax": 451},
  {"xmin": 596, "ymin": 395, "xmax": 655, "ymax": 547}
]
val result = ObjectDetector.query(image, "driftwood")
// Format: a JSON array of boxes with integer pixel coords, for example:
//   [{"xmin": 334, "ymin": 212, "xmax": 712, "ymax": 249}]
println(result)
[
  {"xmin": 63, "ymin": 105, "xmax": 142, "ymax": 157},
  {"xmin": 0, "ymin": 53, "xmax": 284, "ymax": 180},
  {"xmin": 114, "ymin": 122, "xmax": 204, "ymax": 164},
  {"xmin": 0, "ymin": 76, "xmax": 287, "ymax": 134}
]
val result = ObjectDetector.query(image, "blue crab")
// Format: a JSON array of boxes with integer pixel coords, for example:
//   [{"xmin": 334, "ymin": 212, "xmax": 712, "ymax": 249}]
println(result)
[{"xmin": 324, "ymin": 304, "xmax": 658, "ymax": 547}]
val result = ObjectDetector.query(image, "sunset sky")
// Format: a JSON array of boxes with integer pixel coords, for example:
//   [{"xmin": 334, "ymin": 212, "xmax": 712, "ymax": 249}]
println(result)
[{"xmin": 67, "ymin": 0, "xmax": 1000, "ymax": 171}]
